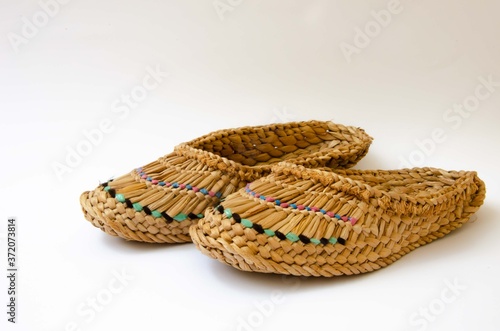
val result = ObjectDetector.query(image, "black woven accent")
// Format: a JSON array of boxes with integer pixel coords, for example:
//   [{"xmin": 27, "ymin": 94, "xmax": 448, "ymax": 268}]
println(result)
[
  {"xmin": 275, "ymin": 231, "xmax": 286, "ymax": 240},
  {"xmin": 299, "ymin": 235, "xmax": 310, "ymax": 244},
  {"xmin": 161, "ymin": 212, "xmax": 173, "ymax": 223},
  {"xmin": 252, "ymin": 223, "xmax": 264, "ymax": 234}
]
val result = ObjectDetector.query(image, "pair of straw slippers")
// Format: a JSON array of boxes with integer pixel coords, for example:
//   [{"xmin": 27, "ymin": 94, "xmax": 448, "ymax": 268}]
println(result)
[{"xmin": 80, "ymin": 120, "xmax": 486, "ymax": 277}]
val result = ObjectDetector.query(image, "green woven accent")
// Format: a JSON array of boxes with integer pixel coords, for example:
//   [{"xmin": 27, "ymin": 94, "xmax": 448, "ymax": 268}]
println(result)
[
  {"xmin": 151, "ymin": 210, "xmax": 162, "ymax": 218},
  {"xmin": 264, "ymin": 229, "xmax": 275, "ymax": 237},
  {"xmin": 286, "ymin": 233, "xmax": 299, "ymax": 242},
  {"xmin": 104, "ymin": 186, "xmax": 111, "ymax": 192},
  {"xmin": 329, "ymin": 237, "xmax": 338, "ymax": 244},
  {"xmin": 224, "ymin": 209, "xmax": 232, "ymax": 218},
  {"xmin": 132, "ymin": 203, "xmax": 143, "ymax": 212},
  {"xmin": 241, "ymin": 219, "xmax": 253, "ymax": 228},
  {"xmin": 116, "ymin": 194, "xmax": 125, "ymax": 203},
  {"xmin": 310, "ymin": 238, "xmax": 321, "ymax": 245},
  {"xmin": 173, "ymin": 213, "xmax": 188, "ymax": 221}
]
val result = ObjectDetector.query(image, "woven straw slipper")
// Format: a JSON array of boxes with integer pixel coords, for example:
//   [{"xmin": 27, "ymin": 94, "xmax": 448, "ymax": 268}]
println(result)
[
  {"xmin": 80, "ymin": 121, "xmax": 372, "ymax": 243},
  {"xmin": 190, "ymin": 163, "xmax": 486, "ymax": 276}
]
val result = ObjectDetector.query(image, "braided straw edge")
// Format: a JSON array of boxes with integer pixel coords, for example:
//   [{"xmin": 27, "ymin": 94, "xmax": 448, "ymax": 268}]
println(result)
[
  {"xmin": 175, "ymin": 120, "xmax": 373, "ymax": 182},
  {"xmin": 80, "ymin": 190, "xmax": 118, "ymax": 237},
  {"xmin": 190, "ymin": 212, "xmax": 466, "ymax": 277}
]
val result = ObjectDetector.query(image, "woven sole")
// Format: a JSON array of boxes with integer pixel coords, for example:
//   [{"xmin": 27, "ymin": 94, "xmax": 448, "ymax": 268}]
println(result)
[
  {"xmin": 190, "ymin": 209, "xmax": 469, "ymax": 277},
  {"xmin": 106, "ymin": 212, "xmax": 193, "ymax": 244}
]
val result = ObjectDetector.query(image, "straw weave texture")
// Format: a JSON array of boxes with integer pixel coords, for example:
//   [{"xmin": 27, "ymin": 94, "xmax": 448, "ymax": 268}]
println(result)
[
  {"xmin": 81, "ymin": 121, "xmax": 372, "ymax": 243},
  {"xmin": 191, "ymin": 164, "xmax": 486, "ymax": 276}
]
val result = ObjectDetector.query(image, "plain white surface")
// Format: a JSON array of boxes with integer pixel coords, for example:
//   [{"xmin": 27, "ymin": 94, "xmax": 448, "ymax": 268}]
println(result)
[{"xmin": 1, "ymin": 1, "xmax": 499, "ymax": 330}]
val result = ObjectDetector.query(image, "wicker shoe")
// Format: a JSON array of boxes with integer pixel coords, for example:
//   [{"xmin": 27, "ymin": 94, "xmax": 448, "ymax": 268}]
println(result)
[
  {"xmin": 190, "ymin": 163, "xmax": 486, "ymax": 276},
  {"xmin": 80, "ymin": 121, "xmax": 372, "ymax": 243}
]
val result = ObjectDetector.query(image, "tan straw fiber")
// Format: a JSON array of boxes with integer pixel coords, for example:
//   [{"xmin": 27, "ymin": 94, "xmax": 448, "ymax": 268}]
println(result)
[
  {"xmin": 80, "ymin": 120, "xmax": 372, "ymax": 243},
  {"xmin": 190, "ymin": 163, "xmax": 486, "ymax": 276}
]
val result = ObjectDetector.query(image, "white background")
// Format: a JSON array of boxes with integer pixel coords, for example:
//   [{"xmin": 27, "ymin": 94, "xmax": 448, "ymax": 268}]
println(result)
[{"xmin": 1, "ymin": 1, "xmax": 500, "ymax": 330}]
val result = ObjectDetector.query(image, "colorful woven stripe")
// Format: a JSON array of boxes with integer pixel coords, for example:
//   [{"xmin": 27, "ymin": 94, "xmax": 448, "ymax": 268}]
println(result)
[
  {"xmin": 103, "ymin": 183, "xmax": 203, "ymax": 223},
  {"xmin": 216, "ymin": 205, "xmax": 346, "ymax": 246},
  {"xmin": 245, "ymin": 184, "xmax": 358, "ymax": 225},
  {"xmin": 136, "ymin": 167, "xmax": 223, "ymax": 199}
]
